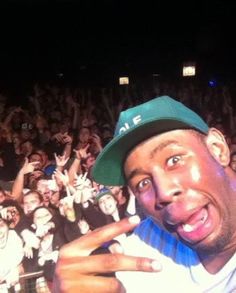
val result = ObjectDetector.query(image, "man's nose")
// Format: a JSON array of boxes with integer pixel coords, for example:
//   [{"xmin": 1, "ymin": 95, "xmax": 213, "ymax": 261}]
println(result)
[{"xmin": 153, "ymin": 174, "xmax": 182, "ymax": 209}]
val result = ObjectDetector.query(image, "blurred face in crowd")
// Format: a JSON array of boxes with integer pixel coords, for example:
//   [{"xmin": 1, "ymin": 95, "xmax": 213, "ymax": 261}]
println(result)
[
  {"xmin": 108, "ymin": 186, "xmax": 126, "ymax": 204},
  {"xmin": 79, "ymin": 127, "xmax": 90, "ymax": 143},
  {"xmin": 5, "ymin": 206, "xmax": 20, "ymax": 228},
  {"xmin": 35, "ymin": 116, "xmax": 47, "ymax": 130},
  {"xmin": 20, "ymin": 129, "xmax": 32, "ymax": 141},
  {"xmin": 59, "ymin": 122, "xmax": 69, "ymax": 134},
  {"xmin": 230, "ymin": 153, "xmax": 236, "ymax": 172},
  {"xmin": 98, "ymin": 194, "xmax": 117, "ymax": 216},
  {"xmin": 36, "ymin": 150, "xmax": 49, "ymax": 167},
  {"xmin": 29, "ymin": 153, "xmax": 44, "ymax": 170},
  {"xmin": 23, "ymin": 191, "xmax": 42, "ymax": 215},
  {"xmin": 124, "ymin": 129, "xmax": 236, "ymax": 256},
  {"xmin": 82, "ymin": 154, "xmax": 96, "ymax": 172},
  {"xmin": 36, "ymin": 179, "xmax": 52, "ymax": 205},
  {"xmin": 33, "ymin": 207, "xmax": 52, "ymax": 227},
  {"xmin": 12, "ymin": 132, "xmax": 21, "ymax": 146},
  {"xmin": 28, "ymin": 170, "xmax": 45, "ymax": 188},
  {"xmin": 20, "ymin": 140, "xmax": 34, "ymax": 156},
  {"xmin": 0, "ymin": 219, "xmax": 9, "ymax": 249},
  {"xmin": 49, "ymin": 191, "xmax": 61, "ymax": 207},
  {"xmin": 50, "ymin": 122, "xmax": 60, "ymax": 135}
]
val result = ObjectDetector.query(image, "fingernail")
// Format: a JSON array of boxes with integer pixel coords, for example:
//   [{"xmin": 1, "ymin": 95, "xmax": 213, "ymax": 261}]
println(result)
[
  {"xmin": 151, "ymin": 260, "xmax": 162, "ymax": 271},
  {"xmin": 128, "ymin": 215, "xmax": 140, "ymax": 224}
]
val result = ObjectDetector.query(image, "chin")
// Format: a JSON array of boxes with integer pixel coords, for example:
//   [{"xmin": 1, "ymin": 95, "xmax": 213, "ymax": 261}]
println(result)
[{"xmin": 183, "ymin": 232, "xmax": 232, "ymax": 256}]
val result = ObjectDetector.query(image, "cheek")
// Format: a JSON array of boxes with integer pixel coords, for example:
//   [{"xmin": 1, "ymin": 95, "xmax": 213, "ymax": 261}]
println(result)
[
  {"xmin": 138, "ymin": 191, "xmax": 156, "ymax": 212},
  {"xmin": 189, "ymin": 165, "xmax": 201, "ymax": 183}
]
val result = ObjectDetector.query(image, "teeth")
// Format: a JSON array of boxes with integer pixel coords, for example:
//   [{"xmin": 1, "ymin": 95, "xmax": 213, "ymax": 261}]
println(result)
[
  {"xmin": 182, "ymin": 224, "xmax": 194, "ymax": 232},
  {"xmin": 182, "ymin": 209, "xmax": 208, "ymax": 233}
]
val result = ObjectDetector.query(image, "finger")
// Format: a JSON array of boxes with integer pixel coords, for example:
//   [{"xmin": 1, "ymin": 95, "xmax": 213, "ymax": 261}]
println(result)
[
  {"xmin": 60, "ymin": 216, "xmax": 141, "ymax": 257},
  {"xmin": 54, "ymin": 273, "xmax": 125, "ymax": 293},
  {"xmin": 59, "ymin": 253, "xmax": 162, "ymax": 274},
  {"xmin": 24, "ymin": 157, "xmax": 29, "ymax": 164},
  {"xmin": 30, "ymin": 161, "xmax": 40, "ymax": 166},
  {"xmin": 84, "ymin": 144, "xmax": 90, "ymax": 150},
  {"xmin": 82, "ymin": 172, "xmax": 88, "ymax": 180}
]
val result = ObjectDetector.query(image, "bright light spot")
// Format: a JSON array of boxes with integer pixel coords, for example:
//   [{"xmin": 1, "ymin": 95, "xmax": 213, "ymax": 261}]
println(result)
[
  {"xmin": 119, "ymin": 77, "xmax": 129, "ymax": 85},
  {"xmin": 183, "ymin": 66, "xmax": 196, "ymax": 77}
]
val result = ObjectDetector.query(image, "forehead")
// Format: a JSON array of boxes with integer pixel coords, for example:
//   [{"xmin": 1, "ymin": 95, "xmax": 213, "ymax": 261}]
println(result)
[
  {"xmin": 99, "ymin": 194, "xmax": 114, "ymax": 203},
  {"xmin": 124, "ymin": 130, "xmax": 201, "ymax": 169},
  {"xmin": 37, "ymin": 179, "xmax": 48, "ymax": 185},
  {"xmin": 80, "ymin": 128, "xmax": 90, "ymax": 134},
  {"xmin": 30, "ymin": 154, "xmax": 42, "ymax": 160},
  {"xmin": 24, "ymin": 193, "xmax": 40, "ymax": 201}
]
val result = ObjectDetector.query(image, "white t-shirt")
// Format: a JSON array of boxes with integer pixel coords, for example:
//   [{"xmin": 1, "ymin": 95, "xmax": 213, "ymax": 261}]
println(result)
[
  {"xmin": 116, "ymin": 217, "xmax": 236, "ymax": 293},
  {"xmin": 0, "ymin": 230, "xmax": 24, "ymax": 282}
]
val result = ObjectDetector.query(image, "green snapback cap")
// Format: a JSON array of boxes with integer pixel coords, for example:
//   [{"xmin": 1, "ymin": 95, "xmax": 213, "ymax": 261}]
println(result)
[{"xmin": 92, "ymin": 95, "xmax": 209, "ymax": 186}]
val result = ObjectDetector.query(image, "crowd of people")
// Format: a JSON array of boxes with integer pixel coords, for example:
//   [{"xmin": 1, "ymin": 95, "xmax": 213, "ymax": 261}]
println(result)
[{"xmin": 1, "ymin": 78, "xmax": 236, "ymax": 291}]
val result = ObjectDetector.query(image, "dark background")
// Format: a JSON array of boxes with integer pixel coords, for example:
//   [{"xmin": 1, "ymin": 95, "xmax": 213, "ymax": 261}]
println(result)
[{"xmin": 0, "ymin": 0, "xmax": 235, "ymax": 91}]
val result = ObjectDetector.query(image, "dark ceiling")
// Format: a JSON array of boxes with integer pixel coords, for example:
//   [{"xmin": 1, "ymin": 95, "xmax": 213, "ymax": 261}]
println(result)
[{"xmin": 0, "ymin": 0, "xmax": 235, "ymax": 83}]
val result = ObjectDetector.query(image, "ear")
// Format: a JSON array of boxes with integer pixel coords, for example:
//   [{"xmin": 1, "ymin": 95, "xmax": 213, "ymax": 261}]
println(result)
[{"xmin": 205, "ymin": 128, "xmax": 230, "ymax": 166}]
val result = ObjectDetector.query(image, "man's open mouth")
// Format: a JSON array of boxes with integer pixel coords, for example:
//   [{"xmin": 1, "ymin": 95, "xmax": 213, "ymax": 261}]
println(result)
[{"xmin": 176, "ymin": 205, "xmax": 215, "ymax": 243}]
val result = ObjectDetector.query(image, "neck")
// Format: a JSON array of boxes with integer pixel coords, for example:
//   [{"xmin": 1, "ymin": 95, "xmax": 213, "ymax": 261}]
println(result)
[
  {"xmin": 112, "ymin": 209, "xmax": 120, "ymax": 222},
  {"xmin": 199, "ymin": 246, "xmax": 236, "ymax": 274}
]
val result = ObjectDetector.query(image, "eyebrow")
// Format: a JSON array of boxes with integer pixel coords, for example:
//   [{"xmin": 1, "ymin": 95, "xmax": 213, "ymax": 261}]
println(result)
[
  {"xmin": 126, "ymin": 167, "xmax": 145, "ymax": 184},
  {"xmin": 126, "ymin": 139, "xmax": 180, "ymax": 183},
  {"xmin": 149, "ymin": 140, "xmax": 179, "ymax": 160}
]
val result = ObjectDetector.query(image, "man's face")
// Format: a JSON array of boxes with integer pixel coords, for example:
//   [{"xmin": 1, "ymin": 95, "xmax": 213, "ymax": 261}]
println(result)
[
  {"xmin": 98, "ymin": 194, "xmax": 117, "ymax": 216},
  {"xmin": 33, "ymin": 207, "xmax": 52, "ymax": 227},
  {"xmin": 79, "ymin": 127, "xmax": 90, "ymax": 143},
  {"xmin": 37, "ymin": 180, "xmax": 52, "ymax": 203},
  {"xmin": 124, "ymin": 129, "xmax": 236, "ymax": 255},
  {"xmin": 29, "ymin": 154, "xmax": 44, "ymax": 170},
  {"xmin": 23, "ymin": 193, "xmax": 41, "ymax": 215},
  {"xmin": 50, "ymin": 191, "xmax": 60, "ymax": 207},
  {"xmin": 20, "ymin": 141, "xmax": 33, "ymax": 156}
]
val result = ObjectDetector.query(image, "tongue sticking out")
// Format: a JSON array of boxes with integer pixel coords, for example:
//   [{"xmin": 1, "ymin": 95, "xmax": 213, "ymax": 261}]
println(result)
[{"xmin": 182, "ymin": 208, "xmax": 208, "ymax": 233}]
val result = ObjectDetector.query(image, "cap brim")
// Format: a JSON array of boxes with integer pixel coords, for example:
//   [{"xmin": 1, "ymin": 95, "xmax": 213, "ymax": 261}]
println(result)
[{"xmin": 92, "ymin": 118, "xmax": 205, "ymax": 186}]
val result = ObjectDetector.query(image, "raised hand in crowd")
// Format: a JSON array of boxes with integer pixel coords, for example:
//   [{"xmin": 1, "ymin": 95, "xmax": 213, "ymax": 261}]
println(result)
[
  {"xmin": 53, "ymin": 169, "xmax": 75, "ymax": 194},
  {"xmin": 54, "ymin": 153, "xmax": 70, "ymax": 171},
  {"xmin": 11, "ymin": 158, "xmax": 39, "ymax": 201},
  {"xmin": 67, "ymin": 146, "xmax": 90, "ymax": 184},
  {"xmin": 90, "ymin": 133, "xmax": 103, "ymax": 152},
  {"xmin": 20, "ymin": 157, "xmax": 39, "ymax": 175}
]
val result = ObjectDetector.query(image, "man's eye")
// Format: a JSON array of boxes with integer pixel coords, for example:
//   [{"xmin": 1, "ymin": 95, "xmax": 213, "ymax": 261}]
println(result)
[
  {"xmin": 166, "ymin": 155, "xmax": 181, "ymax": 167},
  {"xmin": 137, "ymin": 178, "xmax": 151, "ymax": 192}
]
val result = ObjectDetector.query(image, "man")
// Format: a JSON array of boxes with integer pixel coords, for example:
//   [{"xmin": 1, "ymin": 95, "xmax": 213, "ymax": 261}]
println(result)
[
  {"xmin": 54, "ymin": 96, "xmax": 236, "ymax": 292},
  {"xmin": 23, "ymin": 190, "xmax": 43, "ymax": 216}
]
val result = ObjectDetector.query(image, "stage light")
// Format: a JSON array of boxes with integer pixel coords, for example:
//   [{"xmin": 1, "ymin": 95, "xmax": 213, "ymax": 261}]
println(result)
[
  {"xmin": 182, "ymin": 63, "xmax": 196, "ymax": 77},
  {"xmin": 119, "ymin": 77, "xmax": 129, "ymax": 85}
]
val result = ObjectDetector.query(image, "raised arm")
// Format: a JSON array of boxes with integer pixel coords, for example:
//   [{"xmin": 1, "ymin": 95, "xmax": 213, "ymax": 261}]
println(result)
[{"xmin": 11, "ymin": 158, "xmax": 39, "ymax": 202}]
